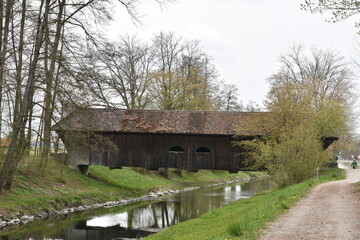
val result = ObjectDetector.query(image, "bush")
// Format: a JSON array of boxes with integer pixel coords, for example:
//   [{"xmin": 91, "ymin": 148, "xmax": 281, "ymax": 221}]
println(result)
[
  {"xmin": 158, "ymin": 168, "xmax": 169, "ymax": 177},
  {"xmin": 268, "ymin": 123, "xmax": 325, "ymax": 188},
  {"xmin": 227, "ymin": 222, "xmax": 244, "ymax": 237},
  {"xmin": 239, "ymin": 122, "xmax": 326, "ymax": 188}
]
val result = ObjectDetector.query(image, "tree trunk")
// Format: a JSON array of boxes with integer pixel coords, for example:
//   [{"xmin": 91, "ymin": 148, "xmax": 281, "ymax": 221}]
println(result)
[
  {"xmin": 0, "ymin": 0, "xmax": 15, "ymax": 160},
  {"xmin": 41, "ymin": 0, "xmax": 65, "ymax": 172},
  {"xmin": 0, "ymin": 0, "xmax": 4, "ymax": 156},
  {"xmin": 25, "ymin": 103, "xmax": 33, "ymax": 156},
  {"xmin": 12, "ymin": 0, "xmax": 27, "ymax": 129},
  {"xmin": 0, "ymin": 0, "xmax": 49, "ymax": 192}
]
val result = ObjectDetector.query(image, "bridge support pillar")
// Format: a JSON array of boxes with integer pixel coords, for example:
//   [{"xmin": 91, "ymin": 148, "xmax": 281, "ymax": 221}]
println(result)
[{"xmin": 77, "ymin": 165, "xmax": 89, "ymax": 175}]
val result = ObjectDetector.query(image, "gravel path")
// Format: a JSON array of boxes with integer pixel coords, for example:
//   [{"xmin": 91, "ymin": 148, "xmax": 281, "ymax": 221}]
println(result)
[{"xmin": 260, "ymin": 161, "xmax": 360, "ymax": 240}]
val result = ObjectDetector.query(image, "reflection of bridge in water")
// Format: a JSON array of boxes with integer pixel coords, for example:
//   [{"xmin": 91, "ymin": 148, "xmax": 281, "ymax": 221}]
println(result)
[
  {"xmin": 59, "ymin": 179, "xmax": 270, "ymax": 239},
  {"xmin": 84, "ymin": 185, "xmax": 246, "ymax": 230},
  {"xmin": 86, "ymin": 202, "xmax": 180, "ymax": 230},
  {"xmin": 1, "ymin": 179, "xmax": 271, "ymax": 239}
]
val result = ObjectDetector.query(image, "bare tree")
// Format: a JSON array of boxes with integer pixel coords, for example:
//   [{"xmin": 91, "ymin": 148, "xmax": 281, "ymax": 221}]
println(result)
[
  {"xmin": 72, "ymin": 32, "xmax": 220, "ymax": 111},
  {"xmin": 267, "ymin": 44, "xmax": 354, "ymax": 111},
  {"xmin": 244, "ymin": 101, "xmax": 262, "ymax": 112},
  {"xmin": 301, "ymin": 1, "xmax": 360, "ymax": 27},
  {"xmin": 83, "ymin": 36, "xmax": 156, "ymax": 109},
  {"xmin": 0, "ymin": 0, "xmax": 175, "ymax": 192},
  {"xmin": 0, "ymin": 0, "xmax": 50, "ymax": 192},
  {"xmin": 216, "ymin": 83, "xmax": 243, "ymax": 111},
  {"xmin": 0, "ymin": 0, "xmax": 15, "ymax": 158}
]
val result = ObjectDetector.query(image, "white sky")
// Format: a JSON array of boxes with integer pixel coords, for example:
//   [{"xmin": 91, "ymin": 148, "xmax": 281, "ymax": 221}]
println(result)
[{"xmin": 106, "ymin": 0, "xmax": 358, "ymax": 108}]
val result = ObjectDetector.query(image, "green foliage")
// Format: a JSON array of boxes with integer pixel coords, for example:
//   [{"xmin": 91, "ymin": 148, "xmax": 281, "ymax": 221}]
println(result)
[
  {"xmin": 237, "ymin": 97, "xmax": 348, "ymax": 187},
  {"xmin": 236, "ymin": 46, "xmax": 351, "ymax": 187},
  {"xmin": 152, "ymin": 68, "xmax": 216, "ymax": 111},
  {"xmin": 271, "ymin": 123, "xmax": 325, "ymax": 187},
  {"xmin": 227, "ymin": 222, "xmax": 244, "ymax": 237},
  {"xmin": 149, "ymin": 33, "xmax": 220, "ymax": 111},
  {"xmin": 240, "ymin": 121, "xmax": 329, "ymax": 188},
  {"xmin": 313, "ymin": 100, "xmax": 347, "ymax": 138},
  {"xmin": 265, "ymin": 82, "xmax": 313, "ymax": 132},
  {"xmin": 158, "ymin": 168, "xmax": 169, "ymax": 177}
]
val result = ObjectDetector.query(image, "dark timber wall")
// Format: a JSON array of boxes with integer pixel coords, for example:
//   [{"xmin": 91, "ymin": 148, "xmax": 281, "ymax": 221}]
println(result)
[
  {"xmin": 66, "ymin": 133, "xmax": 244, "ymax": 173},
  {"xmin": 54, "ymin": 109, "xmax": 338, "ymax": 173}
]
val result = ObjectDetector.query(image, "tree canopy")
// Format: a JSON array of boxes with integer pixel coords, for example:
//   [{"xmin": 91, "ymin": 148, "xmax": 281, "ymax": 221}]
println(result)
[{"xmin": 236, "ymin": 44, "xmax": 353, "ymax": 187}]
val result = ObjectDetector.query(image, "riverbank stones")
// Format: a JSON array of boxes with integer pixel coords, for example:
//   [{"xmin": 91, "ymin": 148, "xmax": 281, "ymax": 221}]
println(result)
[{"xmin": 0, "ymin": 175, "xmax": 263, "ymax": 230}]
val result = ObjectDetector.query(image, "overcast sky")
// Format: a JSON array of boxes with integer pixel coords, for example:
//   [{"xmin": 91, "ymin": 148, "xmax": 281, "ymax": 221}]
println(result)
[{"xmin": 106, "ymin": 0, "xmax": 358, "ymax": 108}]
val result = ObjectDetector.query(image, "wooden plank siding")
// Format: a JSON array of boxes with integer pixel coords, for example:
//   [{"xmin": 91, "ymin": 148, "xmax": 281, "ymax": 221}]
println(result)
[
  {"xmin": 54, "ymin": 109, "xmax": 338, "ymax": 173},
  {"xmin": 65, "ymin": 132, "xmax": 244, "ymax": 173}
]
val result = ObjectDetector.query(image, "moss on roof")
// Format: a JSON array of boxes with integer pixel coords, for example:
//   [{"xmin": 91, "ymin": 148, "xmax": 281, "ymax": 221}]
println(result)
[{"xmin": 53, "ymin": 109, "xmax": 271, "ymax": 136}]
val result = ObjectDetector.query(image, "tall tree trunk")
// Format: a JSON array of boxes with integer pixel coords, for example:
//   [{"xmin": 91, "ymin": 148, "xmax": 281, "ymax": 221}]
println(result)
[
  {"xmin": 25, "ymin": 102, "xmax": 33, "ymax": 156},
  {"xmin": 12, "ymin": 0, "xmax": 27, "ymax": 129},
  {"xmin": 0, "ymin": 0, "xmax": 49, "ymax": 192},
  {"xmin": 0, "ymin": 0, "xmax": 3, "ymax": 156},
  {"xmin": 41, "ymin": 0, "xmax": 65, "ymax": 171},
  {"xmin": 35, "ymin": 109, "xmax": 45, "ymax": 157},
  {"xmin": 0, "ymin": 0, "xmax": 15, "ymax": 159},
  {"xmin": 4, "ymin": 124, "xmax": 26, "ymax": 189}
]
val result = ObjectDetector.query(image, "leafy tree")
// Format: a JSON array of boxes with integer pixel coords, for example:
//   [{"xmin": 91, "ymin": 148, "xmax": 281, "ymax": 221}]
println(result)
[
  {"xmin": 150, "ymin": 32, "xmax": 183, "ymax": 110},
  {"xmin": 237, "ymin": 99, "xmax": 345, "ymax": 188},
  {"xmin": 151, "ymin": 32, "xmax": 219, "ymax": 110},
  {"xmin": 236, "ymin": 45, "xmax": 352, "ymax": 187},
  {"xmin": 314, "ymin": 100, "xmax": 347, "ymax": 138},
  {"xmin": 263, "ymin": 123, "xmax": 324, "ymax": 188},
  {"xmin": 177, "ymin": 40, "xmax": 218, "ymax": 110}
]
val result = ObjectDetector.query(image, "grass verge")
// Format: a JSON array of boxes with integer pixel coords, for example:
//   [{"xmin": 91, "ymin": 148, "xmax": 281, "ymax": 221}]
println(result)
[
  {"xmin": 145, "ymin": 168, "xmax": 345, "ymax": 240},
  {"xmin": 0, "ymin": 158, "xmax": 265, "ymax": 217}
]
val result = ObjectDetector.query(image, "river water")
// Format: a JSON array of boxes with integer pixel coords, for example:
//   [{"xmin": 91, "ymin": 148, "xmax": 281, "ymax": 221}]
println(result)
[{"xmin": 0, "ymin": 178, "xmax": 270, "ymax": 240}]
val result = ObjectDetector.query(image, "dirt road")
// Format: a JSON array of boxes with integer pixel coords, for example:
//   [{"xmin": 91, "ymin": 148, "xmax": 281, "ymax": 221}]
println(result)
[{"xmin": 260, "ymin": 161, "xmax": 360, "ymax": 240}]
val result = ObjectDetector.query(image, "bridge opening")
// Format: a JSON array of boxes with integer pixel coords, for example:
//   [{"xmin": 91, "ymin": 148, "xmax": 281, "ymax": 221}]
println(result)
[
  {"xmin": 196, "ymin": 147, "xmax": 211, "ymax": 170},
  {"xmin": 196, "ymin": 147, "xmax": 210, "ymax": 153},
  {"xmin": 170, "ymin": 146, "xmax": 184, "ymax": 153},
  {"xmin": 169, "ymin": 146, "xmax": 184, "ymax": 169}
]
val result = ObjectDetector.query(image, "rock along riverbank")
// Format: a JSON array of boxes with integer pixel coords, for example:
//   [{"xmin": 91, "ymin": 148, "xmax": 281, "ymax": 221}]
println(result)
[{"xmin": 0, "ymin": 174, "xmax": 264, "ymax": 230}]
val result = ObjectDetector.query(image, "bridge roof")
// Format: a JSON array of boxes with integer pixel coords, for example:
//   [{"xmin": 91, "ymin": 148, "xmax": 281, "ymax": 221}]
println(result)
[{"xmin": 52, "ymin": 108, "xmax": 272, "ymax": 136}]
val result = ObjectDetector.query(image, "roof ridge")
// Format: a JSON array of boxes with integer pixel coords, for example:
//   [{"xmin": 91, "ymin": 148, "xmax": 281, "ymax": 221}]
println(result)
[{"xmin": 82, "ymin": 108, "xmax": 268, "ymax": 114}]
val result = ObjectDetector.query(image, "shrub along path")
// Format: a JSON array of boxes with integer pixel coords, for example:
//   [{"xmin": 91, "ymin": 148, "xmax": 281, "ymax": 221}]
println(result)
[{"xmin": 260, "ymin": 161, "xmax": 360, "ymax": 239}]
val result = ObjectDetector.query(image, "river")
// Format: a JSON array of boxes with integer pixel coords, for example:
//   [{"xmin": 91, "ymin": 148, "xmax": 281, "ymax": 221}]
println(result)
[{"xmin": 0, "ymin": 178, "xmax": 271, "ymax": 240}]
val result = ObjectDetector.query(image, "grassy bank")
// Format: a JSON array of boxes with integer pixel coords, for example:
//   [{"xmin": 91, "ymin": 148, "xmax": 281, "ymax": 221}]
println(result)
[
  {"xmin": 0, "ymin": 158, "xmax": 265, "ymax": 217},
  {"xmin": 145, "ymin": 168, "xmax": 344, "ymax": 240}
]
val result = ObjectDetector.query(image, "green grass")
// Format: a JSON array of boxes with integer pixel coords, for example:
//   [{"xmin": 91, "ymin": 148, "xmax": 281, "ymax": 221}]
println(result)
[
  {"xmin": 145, "ymin": 168, "xmax": 345, "ymax": 240},
  {"xmin": 0, "ymin": 158, "xmax": 265, "ymax": 217}
]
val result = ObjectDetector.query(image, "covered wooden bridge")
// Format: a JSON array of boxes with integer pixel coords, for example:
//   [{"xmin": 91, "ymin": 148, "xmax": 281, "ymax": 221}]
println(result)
[{"xmin": 53, "ymin": 109, "xmax": 337, "ymax": 173}]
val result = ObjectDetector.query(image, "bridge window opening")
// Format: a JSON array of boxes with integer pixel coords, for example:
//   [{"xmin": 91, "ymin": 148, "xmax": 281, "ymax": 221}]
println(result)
[
  {"xmin": 196, "ymin": 147, "xmax": 210, "ymax": 153},
  {"xmin": 170, "ymin": 146, "xmax": 184, "ymax": 153}
]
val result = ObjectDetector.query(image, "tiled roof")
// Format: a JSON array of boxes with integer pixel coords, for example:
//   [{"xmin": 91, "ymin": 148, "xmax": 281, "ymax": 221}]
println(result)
[{"xmin": 52, "ymin": 108, "xmax": 272, "ymax": 136}]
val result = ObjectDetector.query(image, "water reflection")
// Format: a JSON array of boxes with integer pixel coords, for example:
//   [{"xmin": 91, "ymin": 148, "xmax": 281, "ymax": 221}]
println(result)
[
  {"xmin": 0, "ymin": 178, "xmax": 270, "ymax": 240},
  {"xmin": 85, "ymin": 202, "xmax": 179, "ymax": 230},
  {"xmin": 81, "ymin": 178, "xmax": 269, "ymax": 233}
]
